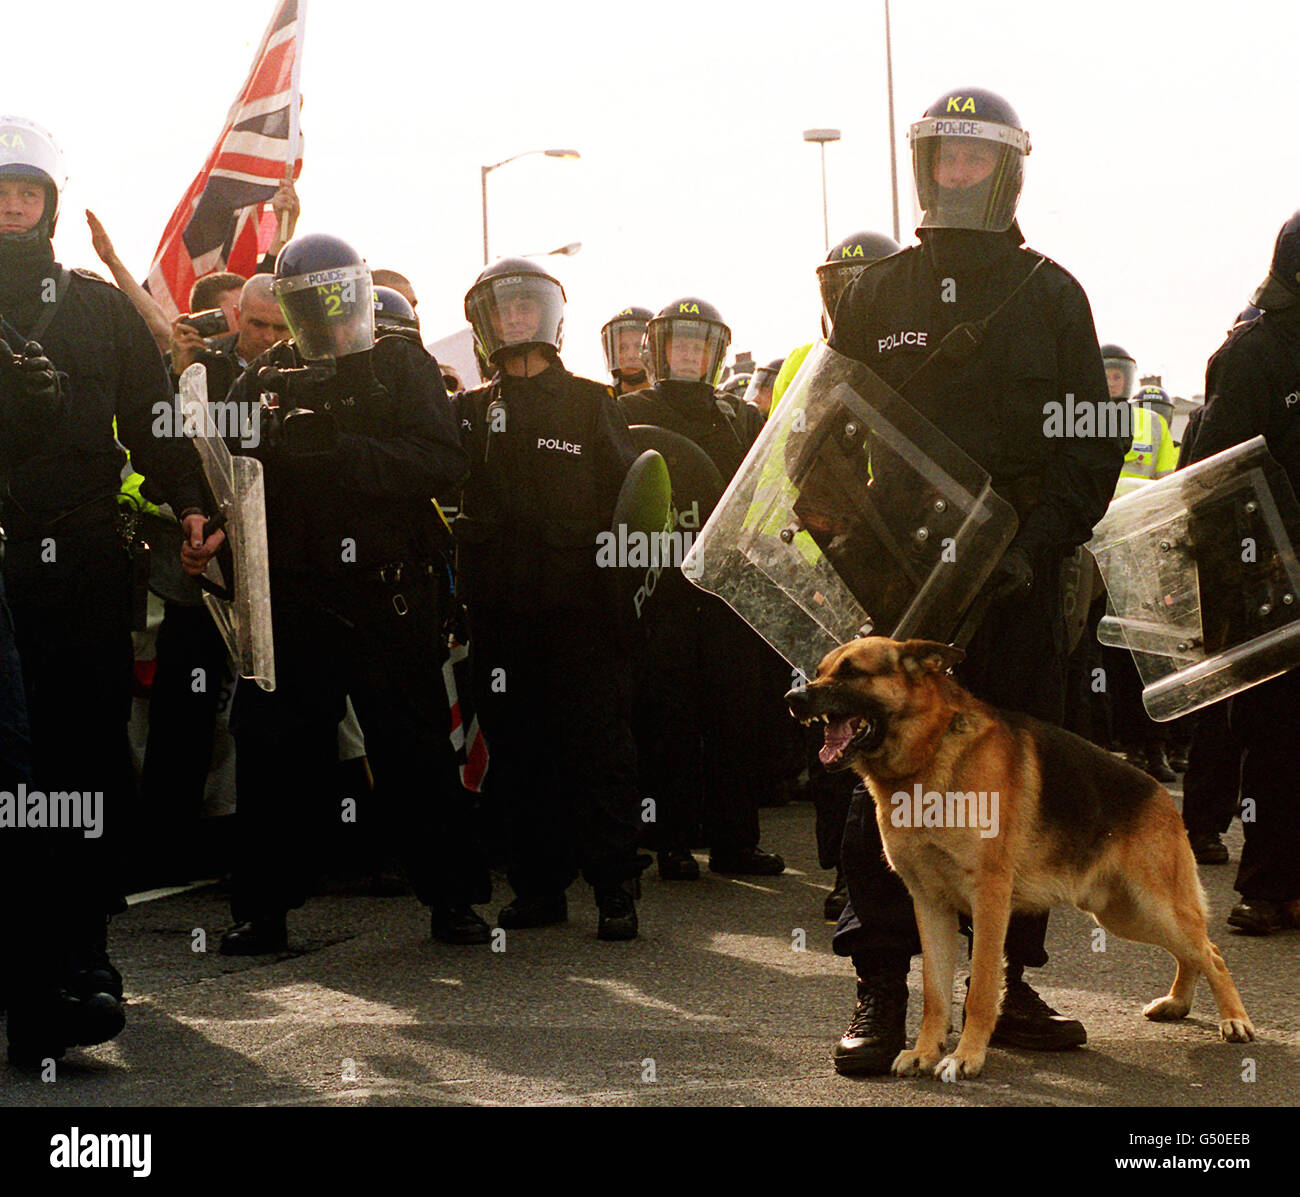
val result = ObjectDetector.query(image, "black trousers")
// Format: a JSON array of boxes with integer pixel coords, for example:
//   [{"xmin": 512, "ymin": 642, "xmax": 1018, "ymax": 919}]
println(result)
[
  {"xmin": 832, "ymin": 565, "xmax": 1065, "ymax": 971},
  {"xmin": 471, "ymin": 605, "xmax": 642, "ymax": 896},
  {"xmin": 1, "ymin": 530, "xmax": 135, "ymax": 1011},
  {"xmin": 229, "ymin": 574, "xmax": 488, "ymax": 922},
  {"xmin": 139, "ymin": 601, "xmax": 228, "ymax": 854},
  {"xmin": 1180, "ymin": 700, "xmax": 1242, "ymax": 838},
  {"xmin": 1229, "ymin": 670, "xmax": 1300, "ymax": 903},
  {"xmin": 632, "ymin": 593, "xmax": 764, "ymax": 855}
]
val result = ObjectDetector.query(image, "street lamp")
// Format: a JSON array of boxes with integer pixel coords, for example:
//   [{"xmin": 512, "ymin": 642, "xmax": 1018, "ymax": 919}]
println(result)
[
  {"xmin": 802, "ymin": 128, "xmax": 841, "ymax": 252},
  {"xmin": 481, "ymin": 148, "xmax": 581, "ymax": 264}
]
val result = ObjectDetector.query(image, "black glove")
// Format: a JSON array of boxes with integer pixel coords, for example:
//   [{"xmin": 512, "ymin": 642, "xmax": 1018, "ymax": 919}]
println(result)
[
  {"xmin": 281, "ymin": 407, "xmax": 340, "ymax": 458},
  {"xmin": 989, "ymin": 545, "xmax": 1034, "ymax": 599},
  {"xmin": 15, "ymin": 341, "xmax": 62, "ymax": 405}
]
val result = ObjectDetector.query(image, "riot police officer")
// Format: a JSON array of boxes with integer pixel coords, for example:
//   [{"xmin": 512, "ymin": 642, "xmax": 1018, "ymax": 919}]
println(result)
[
  {"xmin": 186, "ymin": 233, "xmax": 490, "ymax": 953},
  {"xmin": 601, "ymin": 305, "xmax": 655, "ymax": 396},
  {"xmin": 1186, "ymin": 209, "xmax": 1300, "ymax": 935},
  {"xmin": 771, "ymin": 230, "xmax": 902, "ymax": 412},
  {"xmin": 825, "ymin": 88, "xmax": 1126, "ymax": 1074},
  {"xmin": 0, "ymin": 116, "xmax": 212, "ymax": 1063},
  {"xmin": 455, "ymin": 258, "xmax": 646, "ymax": 940},
  {"xmin": 619, "ymin": 298, "xmax": 788, "ymax": 880},
  {"xmin": 374, "ymin": 285, "xmax": 421, "ymax": 343}
]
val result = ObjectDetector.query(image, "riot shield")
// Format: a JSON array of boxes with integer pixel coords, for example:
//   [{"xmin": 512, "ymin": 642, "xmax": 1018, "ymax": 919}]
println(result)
[
  {"xmin": 178, "ymin": 364, "xmax": 276, "ymax": 691},
  {"xmin": 680, "ymin": 341, "xmax": 1018, "ymax": 676},
  {"xmin": 625, "ymin": 425, "xmax": 726, "ymax": 624},
  {"xmin": 1089, "ymin": 435, "xmax": 1300, "ymax": 721}
]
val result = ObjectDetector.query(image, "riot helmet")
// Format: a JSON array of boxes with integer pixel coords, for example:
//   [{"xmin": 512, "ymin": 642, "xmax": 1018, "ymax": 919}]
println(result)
[
  {"xmin": 0, "ymin": 116, "xmax": 66, "ymax": 239},
  {"xmin": 373, "ymin": 285, "xmax": 421, "ymax": 342},
  {"xmin": 646, "ymin": 298, "xmax": 731, "ymax": 386},
  {"xmin": 272, "ymin": 234, "xmax": 375, "ymax": 361},
  {"xmin": 742, "ymin": 358, "xmax": 786, "ymax": 416},
  {"xmin": 601, "ymin": 305, "xmax": 654, "ymax": 383},
  {"xmin": 908, "ymin": 88, "xmax": 1030, "ymax": 233},
  {"xmin": 464, "ymin": 257, "xmax": 565, "ymax": 366},
  {"xmin": 1133, "ymin": 384, "xmax": 1174, "ymax": 425},
  {"xmin": 816, "ymin": 231, "xmax": 901, "ymax": 330},
  {"xmin": 1100, "ymin": 344, "xmax": 1137, "ymax": 400},
  {"xmin": 718, "ymin": 372, "xmax": 752, "ymax": 405},
  {"xmin": 1250, "ymin": 210, "xmax": 1300, "ymax": 311}
]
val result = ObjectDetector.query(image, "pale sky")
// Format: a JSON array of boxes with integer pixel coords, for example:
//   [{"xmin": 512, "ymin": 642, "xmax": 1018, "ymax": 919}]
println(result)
[{"xmin": 4, "ymin": 0, "xmax": 1298, "ymax": 399}]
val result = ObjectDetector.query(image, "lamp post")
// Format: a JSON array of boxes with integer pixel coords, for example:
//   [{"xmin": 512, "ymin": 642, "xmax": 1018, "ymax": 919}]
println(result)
[
  {"xmin": 802, "ymin": 128, "xmax": 841, "ymax": 252},
  {"xmin": 884, "ymin": 0, "xmax": 901, "ymax": 243},
  {"xmin": 481, "ymin": 149, "xmax": 581, "ymax": 265}
]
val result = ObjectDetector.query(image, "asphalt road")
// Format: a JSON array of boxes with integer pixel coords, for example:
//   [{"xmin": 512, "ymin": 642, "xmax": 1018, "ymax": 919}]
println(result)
[{"xmin": 3, "ymin": 789, "xmax": 1296, "ymax": 1111}]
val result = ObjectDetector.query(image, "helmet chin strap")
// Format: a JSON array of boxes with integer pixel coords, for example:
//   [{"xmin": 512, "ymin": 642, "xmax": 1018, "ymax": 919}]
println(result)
[{"xmin": 614, "ymin": 367, "xmax": 647, "ymax": 385}]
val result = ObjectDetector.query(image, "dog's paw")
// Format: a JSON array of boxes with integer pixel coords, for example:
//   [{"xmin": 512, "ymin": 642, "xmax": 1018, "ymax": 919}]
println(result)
[
  {"xmin": 935, "ymin": 1051, "xmax": 984, "ymax": 1083},
  {"xmin": 891, "ymin": 1048, "xmax": 940, "ymax": 1077},
  {"xmin": 1143, "ymin": 995, "xmax": 1191, "ymax": 1022},
  {"xmin": 1219, "ymin": 1017, "xmax": 1255, "ymax": 1043}
]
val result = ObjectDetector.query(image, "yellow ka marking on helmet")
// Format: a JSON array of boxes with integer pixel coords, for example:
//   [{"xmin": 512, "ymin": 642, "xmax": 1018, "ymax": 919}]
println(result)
[
  {"xmin": 0, "ymin": 132, "xmax": 27, "ymax": 148},
  {"xmin": 679, "ymin": 302, "xmax": 700, "ymax": 314},
  {"xmin": 840, "ymin": 245, "xmax": 864, "ymax": 258},
  {"xmin": 945, "ymin": 96, "xmax": 977, "ymax": 113}
]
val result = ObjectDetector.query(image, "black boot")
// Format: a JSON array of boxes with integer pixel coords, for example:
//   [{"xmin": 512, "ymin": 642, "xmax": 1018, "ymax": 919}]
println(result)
[
  {"xmin": 980, "ymin": 966, "xmax": 1087, "ymax": 1050},
  {"xmin": 7, "ymin": 986, "xmax": 126, "ymax": 1068},
  {"xmin": 708, "ymin": 847, "xmax": 786, "ymax": 876},
  {"xmin": 219, "ymin": 915, "xmax": 289, "ymax": 956},
  {"xmin": 596, "ymin": 880, "xmax": 638, "ymax": 941},
  {"xmin": 430, "ymin": 905, "xmax": 492, "ymax": 945},
  {"xmin": 823, "ymin": 869, "xmax": 849, "ymax": 922},
  {"xmin": 833, "ymin": 967, "xmax": 909, "ymax": 1076},
  {"xmin": 497, "ymin": 893, "xmax": 568, "ymax": 930},
  {"xmin": 657, "ymin": 848, "xmax": 700, "ymax": 881},
  {"xmin": 1145, "ymin": 742, "xmax": 1176, "ymax": 783}
]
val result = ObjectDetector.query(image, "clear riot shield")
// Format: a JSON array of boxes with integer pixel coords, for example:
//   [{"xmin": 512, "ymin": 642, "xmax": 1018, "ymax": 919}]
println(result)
[
  {"xmin": 680, "ymin": 341, "xmax": 1019, "ymax": 677},
  {"xmin": 1089, "ymin": 435, "xmax": 1300, "ymax": 721},
  {"xmin": 179, "ymin": 364, "xmax": 276, "ymax": 691}
]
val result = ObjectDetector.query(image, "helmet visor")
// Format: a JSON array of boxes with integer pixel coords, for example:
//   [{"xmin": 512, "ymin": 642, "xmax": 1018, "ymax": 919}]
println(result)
[
  {"xmin": 742, "ymin": 365, "xmax": 779, "ymax": 415},
  {"xmin": 1103, "ymin": 355, "xmax": 1137, "ymax": 400},
  {"xmin": 647, "ymin": 318, "xmax": 730, "ymax": 385},
  {"xmin": 274, "ymin": 263, "xmax": 375, "ymax": 361},
  {"xmin": 816, "ymin": 260, "xmax": 868, "ymax": 331},
  {"xmin": 467, "ymin": 273, "xmax": 565, "ymax": 364},
  {"xmin": 601, "ymin": 317, "xmax": 649, "ymax": 377},
  {"xmin": 910, "ymin": 117, "xmax": 1028, "ymax": 233}
]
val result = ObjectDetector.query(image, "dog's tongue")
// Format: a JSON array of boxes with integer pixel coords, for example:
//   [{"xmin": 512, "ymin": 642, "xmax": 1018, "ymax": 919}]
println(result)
[{"xmin": 819, "ymin": 718, "xmax": 857, "ymax": 766}]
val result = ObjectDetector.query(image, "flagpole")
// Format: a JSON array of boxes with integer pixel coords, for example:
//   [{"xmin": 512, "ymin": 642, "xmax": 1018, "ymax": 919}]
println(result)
[{"xmin": 282, "ymin": 0, "xmax": 307, "ymax": 242}]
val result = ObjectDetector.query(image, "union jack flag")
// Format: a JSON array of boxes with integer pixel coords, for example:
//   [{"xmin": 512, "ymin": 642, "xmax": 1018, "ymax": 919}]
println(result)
[{"xmin": 145, "ymin": 0, "xmax": 306, "ymax": 319}]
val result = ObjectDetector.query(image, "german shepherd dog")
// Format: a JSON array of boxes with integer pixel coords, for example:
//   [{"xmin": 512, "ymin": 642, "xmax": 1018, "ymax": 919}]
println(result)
[{"xmin": 787, "ymin": 636, "xmax": 1254, "ymax": 1082}]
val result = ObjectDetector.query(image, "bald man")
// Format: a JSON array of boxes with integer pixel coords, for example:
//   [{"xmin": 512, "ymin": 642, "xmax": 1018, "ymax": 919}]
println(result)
[{"xmin": 170, "ymin": 272, "xmax": 291, "ymax": 376}]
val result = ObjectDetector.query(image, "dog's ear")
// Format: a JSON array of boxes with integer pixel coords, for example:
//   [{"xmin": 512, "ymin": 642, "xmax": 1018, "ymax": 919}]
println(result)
[{"xmin": 898, "ymin": 639, "xmax": 965, "ymax": 676}]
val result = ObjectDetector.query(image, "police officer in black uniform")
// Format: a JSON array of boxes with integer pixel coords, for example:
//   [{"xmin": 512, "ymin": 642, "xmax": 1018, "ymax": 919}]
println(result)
[
  {"xmin": 0, "ymin": 116, "xmax": 212, "ymax": 1064},
  {"xmin": 187, "ymin": 233, "xmax": 490, "ymax": 953},
  {"xmin": 619, "ymin": 299, "xmax": 786, "ymax": 880},
  {"xmin": 825, "ymin": 88, "xmax": 1126, "ymax": 1074},
  {"xmin": 601, "ymin": 305, "xmax": 655, "ymax": 396},
  {"xmin": 1186, "ymin": 210, "xmax": 1300, "ymax": 935},
  {"xmin": 454, "ymin": 258, "xmax": 645, "ymax": 940}
]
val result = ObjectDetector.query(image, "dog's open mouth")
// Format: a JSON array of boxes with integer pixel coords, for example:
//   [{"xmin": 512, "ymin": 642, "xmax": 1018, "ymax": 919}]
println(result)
[{"xmin": 797, "ymin": 713, "xmax": 885, "ymax": 770}]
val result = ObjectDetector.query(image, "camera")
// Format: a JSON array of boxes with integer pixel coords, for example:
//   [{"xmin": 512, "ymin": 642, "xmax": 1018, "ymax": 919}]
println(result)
[{"xmin": 186, "ymin": 309, "xmax": 230, "ymax": 339}]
